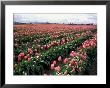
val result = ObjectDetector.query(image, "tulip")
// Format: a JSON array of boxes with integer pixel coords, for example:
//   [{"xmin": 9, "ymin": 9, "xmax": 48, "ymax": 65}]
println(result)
[
  {"xmin": 58, "ymin": 56, "xmax": 62, "ymax": 61},
  {"xmin": 27, "ymin": 57, "xmax": 31, "ymax": 61},
  {"xmin": 18, "ymin": 54, "xmax": 21, "ymax": 58},
  {"xmin": 53, "ymin": 61, "xmax": 57, "ymax": 65},
  {"xmin": 79, "ymin": 60, "xmax": 83, "ymax": 65},
  {"xmin": 51, "ymin": 64, "xmax": 54, "ymax": 70},
  {"xmin": 51, "ymin": 42, "xmax": 54, "ymax": 46},
  {"xmin": 72, "ymin": 68, "xmax": 75, "ymax": 73},
  {"xmin": 28, "ymin": 48, "xmax": 33, "ymax": 54},
  {"xmin": 28, "ymin": 48, "xmax": 31, "ymax": 53},
  {"xmin": 54, "ymin": 66, "xmax": 61, "ymax": 72},
  {"xmin": 61, "ymin": 38, "xmax": 65, "ymax": 43},
  {"xmin": 74, "ymin": 61, "xmax": 78, "ymax": 66},
  {"xmin": 63, "ymin": 58, "xmax": 68, "ymax": 64},
  {"xmin": 27, "ymin": 54, "xmax": 30, "ymax": 58},
  {"xmin": 43, "ymin": 45, "xmax": 47, "ymax": 49},
  {"xmin": 18, "ymin": 57, "xmax": 21, "ymax": 62},
  {"xmin": 18, "ymin": 52, "xmax": 25, "ymax": 58},
  {"xmin": 70, "ymin": 51, "xmax": 77, "ymax": 57},
  {"xmin": 29, "ymin": 51, "xmax": 33, "ymax": 54},
  {"xmin": 20, "ymin": 52, "xmax": 25, "ymax": 57},
  {"xmin": 82, "ymin": 55, "xmax": 86, "ymax": 61},
  {"xmin": 24, "ymin": 56, "xmax": 28, "ymax": 60},
  {"xmin": 82, "ymin": 53, "xmax": 87, "ymax": 61},
  {"xmin": 47, "ymin": 45, "xmax": 51, "ymax": 49},
  {"xmin": 70, "ymin": 59, "xmax": 75, "ymax": 65}
]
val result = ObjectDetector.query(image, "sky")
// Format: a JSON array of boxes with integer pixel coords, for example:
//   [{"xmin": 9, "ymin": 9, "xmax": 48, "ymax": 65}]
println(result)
[{"xmin": 14, "ymin": 13, "xmax": 97, "ymax": 24}]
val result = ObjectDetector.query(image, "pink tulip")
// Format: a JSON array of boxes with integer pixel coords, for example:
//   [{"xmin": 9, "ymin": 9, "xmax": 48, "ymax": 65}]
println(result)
[
  {"xmin": 24, "ymin": 56, "xmax": 28, "ymax": 60},
  {"xmin": 28, "ymin": 48, "xmax": 33, "ymax": 54},
  {"xmin": 27, "ymin": 54, "xmax": 30, "ymax": 58},
  {"xmin": 47, "ymin": 45, "xmax": 51, "ymax": 49},
  {"xmin": 28, "ymin": 48, "xmax": 31, "ymax": 53},
  {"xmin": 72, "ymin": 68, "xmax": 75, "ymax": 73},
  {"xmin": 18, "ymin": 54, "xmax": 21, "ymax": 58},
  {"xmin": 79, "ymin": 60, "xmax": 82, "ymax": 65},
  {"xmin": 61, "ymin": 38, "xmax": 65, "ymax": 43},
  {"xmin": 53, "ymin": 61, "xmax": 57, "ymax": 65},
  {"xmin": 82, "ymin": 53, "xmax": 87, "ymax": 61},
  {"xmin": 51, "ymin": 64, "xmax": 54, "ymax": 70},
  {"xmin": 74, "ymin": 61, "xmax": 78, "ymax": 66},
  {"xmin": 58, "ymin": 56, "xmax": 62, "ymax": 61},
  {"xmin": 51, "ymin": 42, "xmax": 54, "ymax": 46},
  {"xmin": 43, "ymin": 45, "xmax": 47, "ymax": 49},
  {"xmin": 27, "ymin": 57, "xmax": 31, "ymax": 61},
  {"xmin": 29, "ymin": 51, "xmax": 33, "ymax": 54},
  {"xmin": 70, "ymin": 59, "xmax": 75, "ymax": 65},
  {"xmin": 82, "ymin": 55, "xmax": 86, "ymax": 60},
  {"xmin": 18, "ymin": 57, "xmax": 21, "ymax": 62},
  {"xmin": 70, "ymin": 51, "xmax": 77, "ymax": 57},
  {"xmin": 63, "ymin": 58, "xmax": 68, "ymax": 64},
  {"xmin": 54, "ymin": 66, "xmax": 61, "ymax": 72},
  {"xmin": 19, "ymin": 52, "xmax": 25, "ymax": 57}
]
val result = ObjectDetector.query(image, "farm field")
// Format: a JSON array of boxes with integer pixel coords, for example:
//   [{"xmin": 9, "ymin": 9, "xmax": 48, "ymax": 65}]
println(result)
[{"xmin": 13, "ymin": 24, "xmax": 97, "ymax": 75}]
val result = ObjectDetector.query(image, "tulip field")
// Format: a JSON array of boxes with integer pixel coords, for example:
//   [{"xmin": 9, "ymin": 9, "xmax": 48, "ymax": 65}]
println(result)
[{"xmin": 13, "ymin": 24, "xmax": 97, "ymax": 75}]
